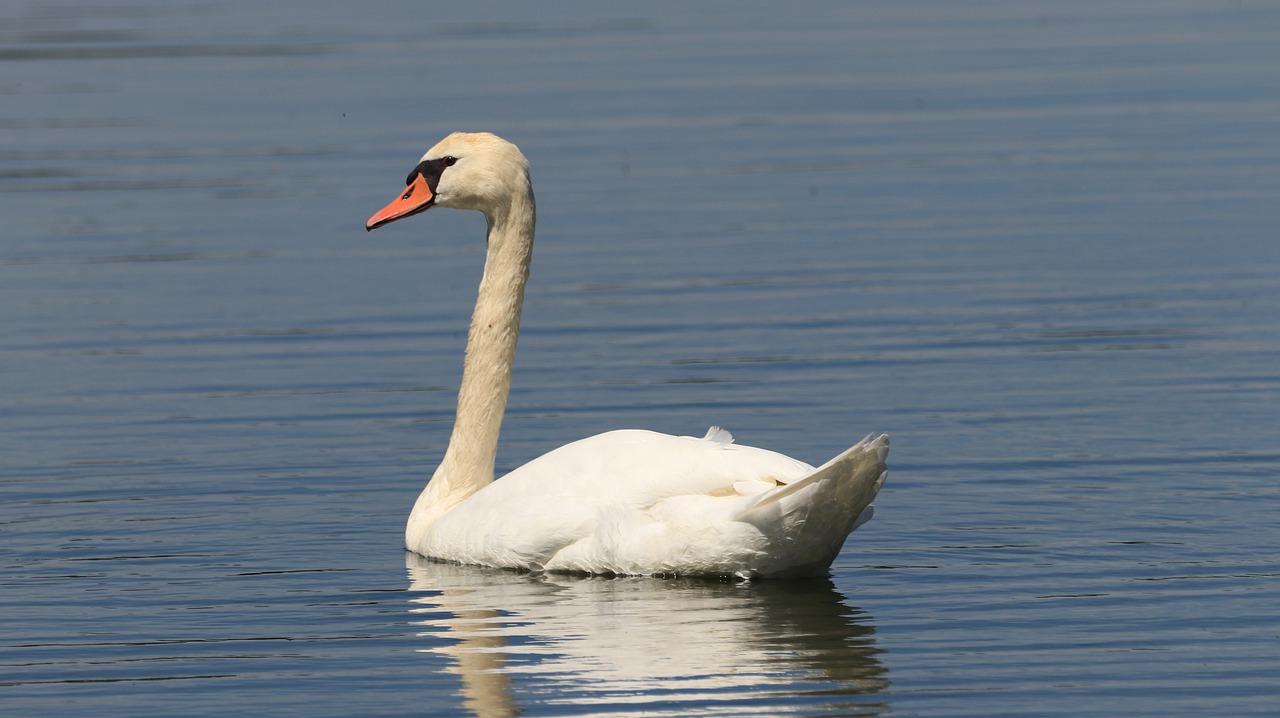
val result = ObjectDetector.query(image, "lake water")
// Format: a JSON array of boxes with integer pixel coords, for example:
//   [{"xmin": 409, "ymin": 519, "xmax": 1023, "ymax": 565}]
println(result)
[{"xmin": 3, "ymin": 0, "xmax": 1278, "ymax": 715}]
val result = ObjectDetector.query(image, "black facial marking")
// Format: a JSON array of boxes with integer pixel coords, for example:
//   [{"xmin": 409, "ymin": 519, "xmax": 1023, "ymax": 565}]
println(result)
[{"xmin": 405, "ymin": 156, "xmax": 457, "ymax": 190}]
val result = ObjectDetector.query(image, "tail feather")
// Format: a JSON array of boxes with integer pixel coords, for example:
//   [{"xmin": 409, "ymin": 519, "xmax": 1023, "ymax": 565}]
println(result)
[
  {"xmin": 736, "ymin": 433, "xmax": 889, "ymax": 577},
  {"xmin": 738, "ymin": 433, "xmax": 888, "ymax": 519}
]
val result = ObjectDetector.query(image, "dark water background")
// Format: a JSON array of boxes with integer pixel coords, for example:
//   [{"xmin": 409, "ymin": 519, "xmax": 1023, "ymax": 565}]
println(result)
[{"xmin": 3, "ymin": 1, "xmax": 1278, "ymax": 715}]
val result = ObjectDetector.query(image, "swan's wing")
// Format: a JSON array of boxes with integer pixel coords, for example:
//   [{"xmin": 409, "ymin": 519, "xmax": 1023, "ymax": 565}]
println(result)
[
  {"xmin": 497, "ymin": 428, "xmax": 813, "ymax": 503},
  {"xmin": 419, "ymin": 428, "xmax": 812, "ymax": 570}
]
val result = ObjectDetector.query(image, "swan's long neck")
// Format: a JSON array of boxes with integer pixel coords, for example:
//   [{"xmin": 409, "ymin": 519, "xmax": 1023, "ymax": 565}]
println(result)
[{"xmin": 408, "ymin": 180, "xmax": 535, "ymax": 539}]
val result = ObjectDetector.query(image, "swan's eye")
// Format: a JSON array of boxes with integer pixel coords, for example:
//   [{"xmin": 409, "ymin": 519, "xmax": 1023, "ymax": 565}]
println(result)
[{"xmin": 404, "ymin": 156, "xmax": 457, "ymax": 187}]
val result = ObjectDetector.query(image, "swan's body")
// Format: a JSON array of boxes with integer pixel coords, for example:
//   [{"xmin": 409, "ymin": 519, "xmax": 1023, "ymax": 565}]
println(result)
[{"xmin": 367, "ymin": 132, "xmax": 887, "ymax": 579}]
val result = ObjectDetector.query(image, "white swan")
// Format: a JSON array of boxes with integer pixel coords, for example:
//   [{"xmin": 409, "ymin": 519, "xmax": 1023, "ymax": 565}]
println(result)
[{"xmin": 367, "ymin": 132, "xmax": 888, "ymax": 579}]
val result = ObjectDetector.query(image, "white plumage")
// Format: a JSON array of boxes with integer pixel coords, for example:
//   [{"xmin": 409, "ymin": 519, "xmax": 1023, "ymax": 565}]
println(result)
[{"xmin": 367, "ymin": 132, "xmax": 888, "ymax": 579}]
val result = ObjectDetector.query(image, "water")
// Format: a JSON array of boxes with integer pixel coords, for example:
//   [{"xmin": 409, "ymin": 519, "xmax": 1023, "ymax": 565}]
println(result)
[{"xmin": 3, "ymin": 0, "xmax": 1278, "ymax": 715}]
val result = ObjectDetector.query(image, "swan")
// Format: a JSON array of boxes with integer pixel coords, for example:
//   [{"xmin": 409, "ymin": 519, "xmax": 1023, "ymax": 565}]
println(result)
[{"xmin": 366, "ymin": 132, "xmax": 888, "ymax": 579}]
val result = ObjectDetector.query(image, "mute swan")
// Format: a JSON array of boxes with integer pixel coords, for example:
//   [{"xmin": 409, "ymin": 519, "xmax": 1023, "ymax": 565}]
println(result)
[{"xmin": 367, "ymin": 132, "xmax": 888, "ymax": 579}]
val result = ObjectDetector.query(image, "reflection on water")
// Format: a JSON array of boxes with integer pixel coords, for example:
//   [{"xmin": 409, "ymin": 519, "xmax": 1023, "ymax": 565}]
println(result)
[{"xmin": 406, "ymin": 555, "xmax": 888, "ymax": 717}]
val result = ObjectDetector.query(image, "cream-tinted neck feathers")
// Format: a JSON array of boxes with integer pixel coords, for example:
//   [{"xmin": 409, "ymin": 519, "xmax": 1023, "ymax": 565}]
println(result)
[{"xmin": 406, "ymin": 134, "xmax": 536, "ymax": 540}]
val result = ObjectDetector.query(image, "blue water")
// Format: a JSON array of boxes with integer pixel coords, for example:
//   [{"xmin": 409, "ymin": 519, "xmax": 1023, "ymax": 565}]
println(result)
[{"xmin": 3, "ymin": 1, "xmax": 1278, "ymax": 715}]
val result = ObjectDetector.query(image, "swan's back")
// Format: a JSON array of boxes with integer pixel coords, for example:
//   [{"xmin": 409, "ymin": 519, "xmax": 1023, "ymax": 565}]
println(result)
[{"xmin": 413, "ymin": 429, "xmax": 888, "ymax": 578}]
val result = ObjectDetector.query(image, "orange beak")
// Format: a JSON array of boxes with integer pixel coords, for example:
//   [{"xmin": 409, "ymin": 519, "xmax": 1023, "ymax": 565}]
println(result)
[{"xmin": 366, "ymin": 174, "xmax": 435, "ymax": 231}]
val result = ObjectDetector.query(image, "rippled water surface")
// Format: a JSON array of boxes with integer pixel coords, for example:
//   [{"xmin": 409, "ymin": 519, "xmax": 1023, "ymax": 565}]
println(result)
[{"xmin": 3, "ymin": 1, "xmax": 1278, "ymax": 715}]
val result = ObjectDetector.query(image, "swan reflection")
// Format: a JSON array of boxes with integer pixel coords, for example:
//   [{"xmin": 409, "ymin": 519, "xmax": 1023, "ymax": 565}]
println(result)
[{"xmin": 406, "ymin": 554, "xmax": 888, "ymax": 717}]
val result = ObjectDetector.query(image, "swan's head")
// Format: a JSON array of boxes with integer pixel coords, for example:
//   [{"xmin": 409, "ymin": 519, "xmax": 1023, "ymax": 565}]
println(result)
[{"xmin": 366, "ymin": 132, "xmax": 531, "ymax": 231}]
